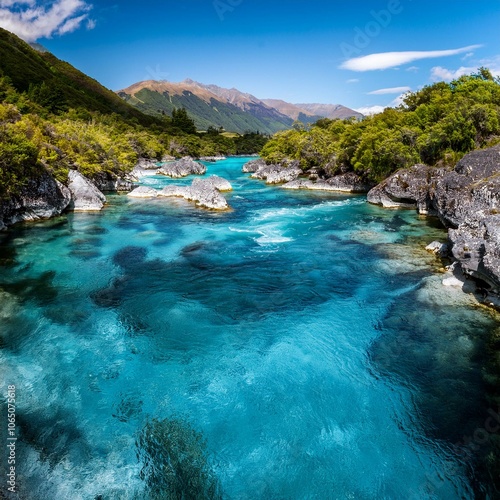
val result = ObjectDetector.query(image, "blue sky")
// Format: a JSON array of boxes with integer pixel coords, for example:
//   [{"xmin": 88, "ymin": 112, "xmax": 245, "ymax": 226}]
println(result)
[{"xmin": 1, "ymin": 0, "xmax": 499, "ymax": 113}]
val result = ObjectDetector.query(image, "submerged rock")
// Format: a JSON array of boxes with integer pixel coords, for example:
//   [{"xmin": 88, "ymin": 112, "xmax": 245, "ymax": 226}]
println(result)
[
  {"xmin": 156, "ymin": 157, "xmax": 206, "ymax": 178},
  {"xmin": 368, "ymin": 145, "xmax": 500, "ymax": 295},
  {"xmin": 426, "ymin": 241, "xmax": 449, "ymax": 257},
  {"xmin": 67, "ymin": 170, "xmax": 107, "ymax": 211},
  {"xmin": 0, "ymin": 172, "xmax": 71, "ymax": 229},
  {"xmin": 128, "ymin": 186, "xmax": 159, "ymax": 198}
]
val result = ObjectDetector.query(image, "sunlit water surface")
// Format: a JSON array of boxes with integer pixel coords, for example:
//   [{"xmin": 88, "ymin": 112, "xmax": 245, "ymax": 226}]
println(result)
[{"xmin": 1, "ymin": 157, "xmax": 498, "ymax": 499}]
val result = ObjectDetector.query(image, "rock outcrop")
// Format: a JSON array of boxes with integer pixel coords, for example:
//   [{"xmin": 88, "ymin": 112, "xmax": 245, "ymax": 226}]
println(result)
[
  {"xmin": 92, "ymin": 172, "xmax": 133, "ymax": 192},
  {"xmin": 250, "ymin": 163, "xmax": 301, "ymax": 184},
  {"xmin": 242, "ymin": 158, "xmax": 266, "ymax": 173},
  {"xmin": 0, "ymin": 172, "xmax": 72, "ymax": 230},
  {"xmin": 193, "ymin": 175, "xmax": 232, "ymax": 192},
  {"xmin": 199, "ymin": 156, "xmax": 226, "ymax": 162},
  {"xmin": 156, "ymin": 157, "xmax": 206, "ymax": 178},
  {"xmin": 367, "ymin": 164, "xmax": 442, "ymax": 214},
  {"xmin": 368, "ymin": 145, "xmax": 500, "ymax": 294},
  {"xmin": 160, "ymin": 175, "xmax": 232, "ymax": 210},
  {"xmin": 67, "ymin": 170, "xmax": 107, "ymax": 211},
  {"xmin": 282, "ymin": 173, "xmax": 374, "ymax": 193},
  {"xmin": 244, "ymin": 159, "xmax": 373, "ymax": 192},
  {"xmin": 136, "ymin": 158, "xmax": 161, "ymax": 170}
]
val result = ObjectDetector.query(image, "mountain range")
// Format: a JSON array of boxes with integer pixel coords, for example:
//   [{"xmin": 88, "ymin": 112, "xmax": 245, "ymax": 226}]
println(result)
[{"xmin": 118, "ymin": 79, "xmax": 363, "ymax": 134}]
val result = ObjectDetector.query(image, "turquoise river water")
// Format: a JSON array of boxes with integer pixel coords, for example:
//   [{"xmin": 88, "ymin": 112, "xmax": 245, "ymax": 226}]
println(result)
[{"xmin": 1, "ymin": 157, "xmax": 499, "ymax": 499}]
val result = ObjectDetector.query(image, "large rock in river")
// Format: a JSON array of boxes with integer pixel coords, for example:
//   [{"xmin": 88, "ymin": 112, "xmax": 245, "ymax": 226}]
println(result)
[
  {"xmin": 242, "ymin": 158, "xmax": 266, "ymax": 173},
  {"xmin": 67, "ymin": 170, "xmax": 107, "ymax": 211},
  {"xmin": 367, "ymin": 164, "xmax": 443, "ymax": 214},
  {"xmin": 282, "ymin": 173, "xmax": 374, "ymax": 193},
  {"xmin": 251, "ymin": 163, "xmax": 301, "ymax": 184},
  {"xmin": 156, "ymin": 157, "xmax": 206, "ymax": 178},
  {"xmin": 159, "ymin": 175, "xmax": 232, "ymax": 210}
]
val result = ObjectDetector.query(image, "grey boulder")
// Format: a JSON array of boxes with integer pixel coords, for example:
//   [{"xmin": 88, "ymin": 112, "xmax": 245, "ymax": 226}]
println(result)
[
  {"xmin": 67, "ymin": 170, "xmax": 107, "ymax": 211},
  {"xmin": 0, "ymin": 171, "xmax": 72, "ymax": 229},
  {"xmin": 159, "ymin": 175, "xmax": 232, "ymax": 210},
  {"xmin": 156, "ymin": 157, "xmax": 206, "ymax": 178},
  {"xmin": 251, "ymin": 164, "xmax": 301, "ymax": 184}
]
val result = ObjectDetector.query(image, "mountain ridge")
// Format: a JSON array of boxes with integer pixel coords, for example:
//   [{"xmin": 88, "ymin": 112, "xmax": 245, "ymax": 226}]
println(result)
[{"xmin": 118, "ymin": 79, "xmax": 362, "ymax": 134}]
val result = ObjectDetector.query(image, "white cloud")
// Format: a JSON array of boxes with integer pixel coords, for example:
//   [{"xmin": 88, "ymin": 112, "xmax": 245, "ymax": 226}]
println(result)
[
  {"xmin": 390, "ymin": 93, "xmax": 407, "ymax": 107},
  {"xmin": 430, "ymin": 66, "xmax": 475, "ymax": 81},
  {"xmin": 340, "ymin": 45, "xmax": 482, "ymax": 72},
  {"xmin": 367, "ymin": 86, "xmax": 411, "ymax": 95},
  {"xmin": 346, "ymin": 78, "xmax": 359, "ymax": 84},
  {"xmin": 431, "ymin": 55, "xmax": 500, "ymax": 82},
  {"xmin": 462, "ymin": 52, "xmax": 474, "ymax": 60},
  {"xmin": 478, "ymin": 55, "xmax": 500, "ymax": 77},
  {"xmin": 355, "ymin": 105, "xmax": 385, "ymax": 116},
  {"xmin": 0, "ymin": 0, "xmax": 95, "ymax": 41},
  {"xmin": 406, "ymin": 66, "xmax": 419, "ymax": 73}
]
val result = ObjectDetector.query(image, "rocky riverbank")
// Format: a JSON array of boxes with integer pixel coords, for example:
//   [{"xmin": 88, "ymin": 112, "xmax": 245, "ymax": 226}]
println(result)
[
  {"xmin": 242, "ymin": 159, "xmax": 374, "ymax": 192},
  {"xmin": 368, "ymin": 144, "xmax": 500, "ymax": 301}
]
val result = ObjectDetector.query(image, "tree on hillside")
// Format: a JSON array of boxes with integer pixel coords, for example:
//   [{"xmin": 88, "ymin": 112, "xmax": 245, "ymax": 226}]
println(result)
[
  {"xmin": 171, "ymin": 107, "xmax": 197, "ymax": 134},
  {"xmin": 28, "ymin": 81, "xmax": 67, "ymax": 114}
]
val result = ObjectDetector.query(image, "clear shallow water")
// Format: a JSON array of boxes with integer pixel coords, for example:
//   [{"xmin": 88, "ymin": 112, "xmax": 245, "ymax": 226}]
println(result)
[{"xmin": 0, "ymin": 157, "xmax": 499, "ymax": 498}]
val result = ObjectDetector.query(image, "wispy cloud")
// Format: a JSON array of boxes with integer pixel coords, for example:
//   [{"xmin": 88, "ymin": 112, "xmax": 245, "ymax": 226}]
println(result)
[
  {"xmin": 367, "ymin": 86, "xmax": 411, "ymax": 95},
  {"xmin": 340, "ymin": 45, "xmax": 482, "ymax": 71},
  {"xmin": 406, "ymin": 66, "xmax": 419, "ymax": 73},
  {"xmin": 0, "ymin": 0, "xmax": 95, "ymax": 42},
  {"xmin": 346, "ymin": 78, "xmax": 359, "ymax": 84}
]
